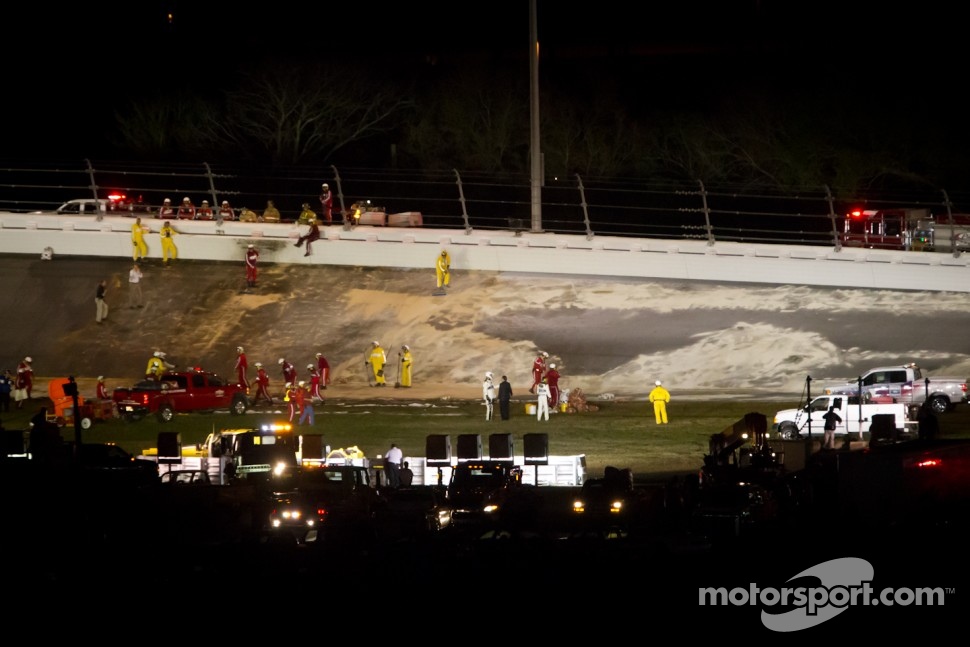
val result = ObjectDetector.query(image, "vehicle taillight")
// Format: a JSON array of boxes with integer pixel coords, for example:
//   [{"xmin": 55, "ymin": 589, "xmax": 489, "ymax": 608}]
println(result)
[{"xmin": 915, "ymin": 458, "xmax": 943, "ymax": 469}]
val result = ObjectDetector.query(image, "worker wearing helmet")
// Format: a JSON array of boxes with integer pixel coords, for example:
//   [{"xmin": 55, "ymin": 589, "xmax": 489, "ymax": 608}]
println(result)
[
  {"xmin": 146, "ymin": 351, "xmax": 164, "ymax": 381},
  {"xmin": 17, "ymin": 356, "xmax": 34, "ymax": 402},
  {"xmin": 96, "ymin": 376, "xmax": 109, "ymax": 401},
  {"xmin": 399, "ymin": 344, "xmax": 413, "ymax": 388},
  {"xmin": 177, "ymin": 197, "xmax": 196, "ymax": 220},
  {"xmin": 307, "ymin": 364, "xmax": 323, "ymax": 401},
  {"xmin": 196, "ymin": 200, "xmax": 213, "ymax": 220},
  {"xmin": 253, "ymin": 362, "xmax": 273, "ymax": 406},
  {"xmin": 530, "ymin": 351, "xmax": 549, "ymax": 395},
  {"xmin": 367, "ymin": 341, "xmax": 387, "ymax": 386},
  {"xmin": 279, "ymin": 358, "xmax": 297, "ymax": 387},
  {"xmin": 283, "ymin": 382, "xmax": 297, "ymax": 422},
  {"xmin": 159, "ymin": 220, "xmax": 178, "ymax": 267},
  {"xmin": 315, "ymin": 352, "xmax": 331, "ymax": 388},
  {"xmin": 483, "ymin": 371, "xmax": 496, "ymax": 421},
  {"xmin": 245, "ymin": 244, "xmax": 259, "ymax": 288},
  {"xmin": 234, "ymin": 346, "xmax": 249, "ymax": 390},
  {"xmin": 435, "ymin": 249, "xmax": 451, "ymax": 289},
  {"xmin": 217, "ymin": 200, "xmax": 235, "ymax": 223},
  {"xmin": 131, "ymin": 217, "xmax": 148, "ymax": 261},
  {"xmin": 319, "ymin": 183, "xmax": 333, "ymax": 224},
  {"xmin": 545, "ymin": 362, "xmax": 561, "ymax": 411},
  {"xmin": 158, "ymin": 198, "xmax": 176, "ymax": 220},
  {"xmin": 649, "ymin": 380, "xmax": 671, "ymax": 425}
]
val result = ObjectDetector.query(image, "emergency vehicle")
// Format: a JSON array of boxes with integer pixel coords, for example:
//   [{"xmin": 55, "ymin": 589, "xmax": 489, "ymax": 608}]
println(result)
[{"xmin": 840, "ymin": 207, "xmax": 935, "ymax": 251}]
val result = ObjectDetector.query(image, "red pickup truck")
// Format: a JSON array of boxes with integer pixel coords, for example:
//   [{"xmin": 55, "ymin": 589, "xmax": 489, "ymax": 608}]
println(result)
[{"xmin": 112, "ymin": 368, "xmax": 250, "ymax": 423}]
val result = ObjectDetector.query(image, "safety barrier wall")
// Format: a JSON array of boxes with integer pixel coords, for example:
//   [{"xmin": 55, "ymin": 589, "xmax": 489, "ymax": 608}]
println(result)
[{"xmin": 1, "ymin": 213, "xmax": 969, "ymax": 293}]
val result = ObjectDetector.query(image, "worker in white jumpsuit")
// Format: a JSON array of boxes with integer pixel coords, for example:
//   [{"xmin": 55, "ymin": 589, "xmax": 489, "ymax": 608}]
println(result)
[
  {"xmin": 483, "ymin": 371, "xmax": 496, "ymax": 421},
  {"xmin": 536, "ymin": 378, "xmax": 552, "ymax": 421}
]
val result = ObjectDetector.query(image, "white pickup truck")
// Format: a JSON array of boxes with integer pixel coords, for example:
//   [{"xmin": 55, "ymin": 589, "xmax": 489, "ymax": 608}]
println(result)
[
  {"xmin": 821, "ymin": 363, "xmax": 967, "ymax": 414},
  {"xmin": 772, "ymin": 394, "xmax": 911, "ymax": 440}
]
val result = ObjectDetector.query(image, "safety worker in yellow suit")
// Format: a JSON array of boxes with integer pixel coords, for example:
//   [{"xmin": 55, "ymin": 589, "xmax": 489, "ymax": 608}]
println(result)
[
  {"xmin": 367, "ymin": 341, "xmax": 388, "ymax": 386},
  {"xmin": 131, "ymin": 217, "xmax": 148, "ymax": 261},
  {"xmin": 159, "ymin": 220, "xmax": 178, "ymax": 267},
  {"xmin": 399, "ymin": 344, "xmax": 413, "ymax": 387},
  {"xmin": 649, "ymin": 379, "xmax": 670, "ymax": 424},
  {"xmin": 435, "ymin": 250, "xmax": 451, "ymax": 289}
]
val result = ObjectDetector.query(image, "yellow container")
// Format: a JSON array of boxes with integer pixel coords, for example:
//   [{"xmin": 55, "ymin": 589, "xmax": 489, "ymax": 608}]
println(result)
[
  {"xmin": 525, "ymin": 403, "xmax": 536, "ymax": 415},
  {"xmin": 559, "ymin": 402, "xmax": 568, "ymax": 413}
]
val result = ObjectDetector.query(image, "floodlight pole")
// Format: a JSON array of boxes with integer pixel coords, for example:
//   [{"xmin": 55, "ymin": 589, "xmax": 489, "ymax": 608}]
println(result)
[{"xmin": 529, "ymin": 0, "xmax": 543, "ymax": 233}]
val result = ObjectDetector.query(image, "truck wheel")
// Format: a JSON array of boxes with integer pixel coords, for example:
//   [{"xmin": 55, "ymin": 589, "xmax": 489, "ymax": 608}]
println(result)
[
  {"xmin": 157, "ymin": 403, "xmax": 175, "ymax": 423},
  {"xmin": 929, "ymin": 396, "xmax": 949, "ymax": 415},
  {"xmin": 80, "ymin": 417, "xmax": 93, "ymax": 430},
  {"xmin": 778, "ymin": 422, "xmax": 798, "ymax": 440},
  {"xmin": 230, "ymin": 395, "xmax": 248, "ymax": 416}
]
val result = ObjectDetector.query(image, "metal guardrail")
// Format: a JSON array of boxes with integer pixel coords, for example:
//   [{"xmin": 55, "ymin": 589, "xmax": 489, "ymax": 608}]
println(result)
[{"xmin": 2, "ymin": 158, "xmax": 969, "ymax": 249}]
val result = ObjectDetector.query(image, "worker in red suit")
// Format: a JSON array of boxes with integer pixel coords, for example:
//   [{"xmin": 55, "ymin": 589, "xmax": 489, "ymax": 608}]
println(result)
[
  {"xmin": 177, "ymin": 196, "xmax": 196, "ymax": 220},
  {"xmin": 316, "ymin": 352, "xmax": 331, "ymax": 388},
  {"xmin": 307, "ymin": 364, "xmax": 323, "ymax": 401},
  {"xmin": 545, "ymin": 362, "xmax": 561, "ymax": 411},
  {"xmin": 235, "ymin": 346, "xmax": 249, "ymax": 390},
  {"xmin": 529, "ymin": 351, "xmax": 548, "ymax": 394},
  {"xmin": 245, "ymin": 244, "xmax": 259, "ymax": 288},
  {"xmin": 96, "ymin": 376, "xmax": 109, "ymax": 400},
  {"xmin": 319, "ymin": 183, "xmax": 333, "ymax": 224},
  {"xmin": 279, "ymin": 358, "xmax": 297, "ymax": 394},
  {"xmin": 252, "ymin": 362, "xmax": 273, "ymax": 406}
]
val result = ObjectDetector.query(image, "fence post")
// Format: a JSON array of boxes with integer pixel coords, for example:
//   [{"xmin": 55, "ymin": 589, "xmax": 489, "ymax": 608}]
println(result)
[
  {"xmin": 942, "ymin": 189, "xmax": 960, "ymax": 258},
  {"xmin": 203, "ymin": 162, "xmax": 219, "ymax": 209},
  {"xmin": 575, "ymin": 174, "xmax": 593, "ymax": 240},
  {"xmin": 453, "ymin": 169, "xmax": 472, "ymax": 234},
  {"xmin": 85, "ymin": 159, "xmax": 102, "ymax": 221},
  {"xmin": 826, "ymin": 185, "xmax": 841, "ymax": 251},
  {"xmin": 697, "ymin": 179, "xmax": 714, "ymax": 245}
]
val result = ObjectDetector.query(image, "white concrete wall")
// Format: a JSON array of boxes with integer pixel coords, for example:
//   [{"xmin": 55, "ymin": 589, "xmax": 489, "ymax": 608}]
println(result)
[{"xmin": 3, "ymin": 212, "xmax": 969, "ymax": 293}]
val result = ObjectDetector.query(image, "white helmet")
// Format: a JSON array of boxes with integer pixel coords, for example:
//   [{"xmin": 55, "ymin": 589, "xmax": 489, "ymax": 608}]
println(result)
[
  {"xmin": 254, "ymin": 362, "xmax": 262, "ymax": 368},
  {"xmin": 655, "ymin": 380, "xmax": 662, "ymax": 386},
  {"xmin": 153, "ymin": 351, "xmax": 161, "ymax": 357},
  {"xmin": 322, "ymin": 183, "xmax": 329, "ymax": 190},
  {"xmin": 307, "ymin": 364, "xmax": 314, "ymax": 370},
  {"xmin": 237, "ymin": 346, "xmax": 244, "ymax": 353},
  {"xmin": 163, "ymin": 198, "xmax": 171, "ymax": 204},
  {"xmin": 485, "ymin": 371, "xmax": 493, "ymax": 379},
  {"xmin": 24, "ymin": 356, "xmax": 32, "ymax": 363},
  {"xmin": 373, "ymin": 341, "xmax": 380, "ymax": 346},
  {"xmin": 202, "ymin": 200, "xmax": 209, "ymax": 205},
  {"xmin": 402, "ymin": 344, "xmax": 409, "ymax": 350},
  {"xmin": 222, "ymin": 200, "xmax": 229, "ymax": 205},
  {"xmin": 315, "ymin": 352, "xmax": 322, "ymax": 357},
  {"xmin": 183, "ymin": 197, "xmax": 190, "ymax": 202},
  {"xmin": 97, "ymin": 376, "xmax": 104, "ymax": 381},
  {"xmin": 298, "ymin": 381, "xmax": 306, "ymax": 387},
  {"xmin": 542, "ymin": 352, "xmax": 549, "ymax": 358},
  {"xmin": 285, "ymin": 382, "xmax": 292, "ymax": 389},
  {"xmin": 278, "ymin": 358, "xmax": 285, "ymax": 365},
  {"xmin": 549, "ymin": 363, "xmax": 556, "ymax": 369}
]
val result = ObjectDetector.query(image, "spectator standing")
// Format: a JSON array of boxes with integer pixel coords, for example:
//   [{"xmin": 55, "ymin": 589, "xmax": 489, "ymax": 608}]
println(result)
[
  {"xmin": 0, "ymin": 369, "xmax": 12, "ymax": 413},
  {"xmin": 307, "ymin": 364, "xmax": 323, "ymax": 402},
  {"xmin": 284, "ymin": 382, "xmax": 296, "ymax": 422},
  {"xmin": 399, "ymin": 345, "xmax": 413, "ymax": 387},
  {"xmin": 530, "ymin": 351, "xmax": 548, "ymax": 394},
  {"xmin": 545, "ymin": 362, "xmax": 561, "ymax": 411},
  {"xmin": 262, "ymin": 200, "xmax": 281, "ymax": 223},
  {"xmin": 159, "ymin": 220, "xmax": 178, "ymax": 267},
  {"xmin": 196, "ymin": 200, "xmax": 213, "ymax": 220},
  {"xmin": 315, "ymin": 352, "xmax": 331, "ymax": 388},
  {"xmin": 536, "ymin": 378, "xmax": 551, "ymax": 421},
  {"xmin": 245, "ymin": 244, "xmax": 259, "ymax": 288},
  {"xmin": 435, "ymin": 249, "xmax": 451, "ymax": 289},
  {"xmin": 128, "ymin": 262, "xmax": 144, "ymax": 308},
  {"xmin": 279, "ymin": 358, "xmax": 297, "ymax": 390},
  {"xmin": 235, "ymin": 346, "xmax": 249, "ymax": 390},
  {"xmin": 177, "ymin": 197, "xmax": 196, "ymax": 220},
  {"xmin": 367, "ymin": 341, "xmax": 387, "ymax": 386},
  {"xmin": 483, "ymin": 371, "xmax": 496, "ymax": 421},
  {"xmin": 648, "ymin": 380, "xmax": 671, "ymax": 425},
  {"xmin": 252, "ymin": 362, "xmax": 273, "ymax": 406},
  {"xmin": 217, "ymin": 200, "xmax": 235, "ymax": 223},
  {"xmin": 384, "ymin": 443, "xmax": 403, "ymax": 488},
  {"xmin": 498, "ymin": 375, "xmax": 513, "ymax": 421},
  {"xmin": 296, "ymin": 381, "xmax": 315, "ymax": 425},
  {"xmin": 14, "ymin": 365, "xmax": 29, "ymax": 409},
  {"xmin": 294, "ymin": 218, "xmax": 321, "ymax": 257},
  {"xmin": 131, "ymin": 217, "xmax": 148, "ymax": 261},
  {"xmin": 319, "ymin": 183, "xmax": 333, "ymax": 224},
  {"xmin": 157, "ymin": 198, "xmax": 176, "ymax": 220},
  {"xmin": 822, "ymin": 404, "xmax": 842, "ymax": 450},
  {"xmin": 95, "ymin": 279, "xmax": 109, "ymax": 324}
]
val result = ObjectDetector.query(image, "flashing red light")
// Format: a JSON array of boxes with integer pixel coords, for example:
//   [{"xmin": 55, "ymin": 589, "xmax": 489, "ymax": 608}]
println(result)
[
  {"xmin": 849, "ymin": 209, "xmax": 864, "ymax": 218},
  {"xmin": 915, "ymin": 458, "xmax": 943, "ymax": 469},
  {"xmin": 107, "ymin": 192, "xmax": 127, "ymax": 202}
]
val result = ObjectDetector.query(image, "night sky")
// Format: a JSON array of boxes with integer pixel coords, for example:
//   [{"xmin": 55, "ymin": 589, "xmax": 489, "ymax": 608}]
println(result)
[{"xmin": 5, "ymin": 1, "xmax": 966, "ymax": 163}]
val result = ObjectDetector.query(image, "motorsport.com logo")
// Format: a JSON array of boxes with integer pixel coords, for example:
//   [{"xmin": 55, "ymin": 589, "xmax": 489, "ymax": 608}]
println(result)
[{"xmin": 698, "ymin": 557, "xmax": 950, "ymax": 632}]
